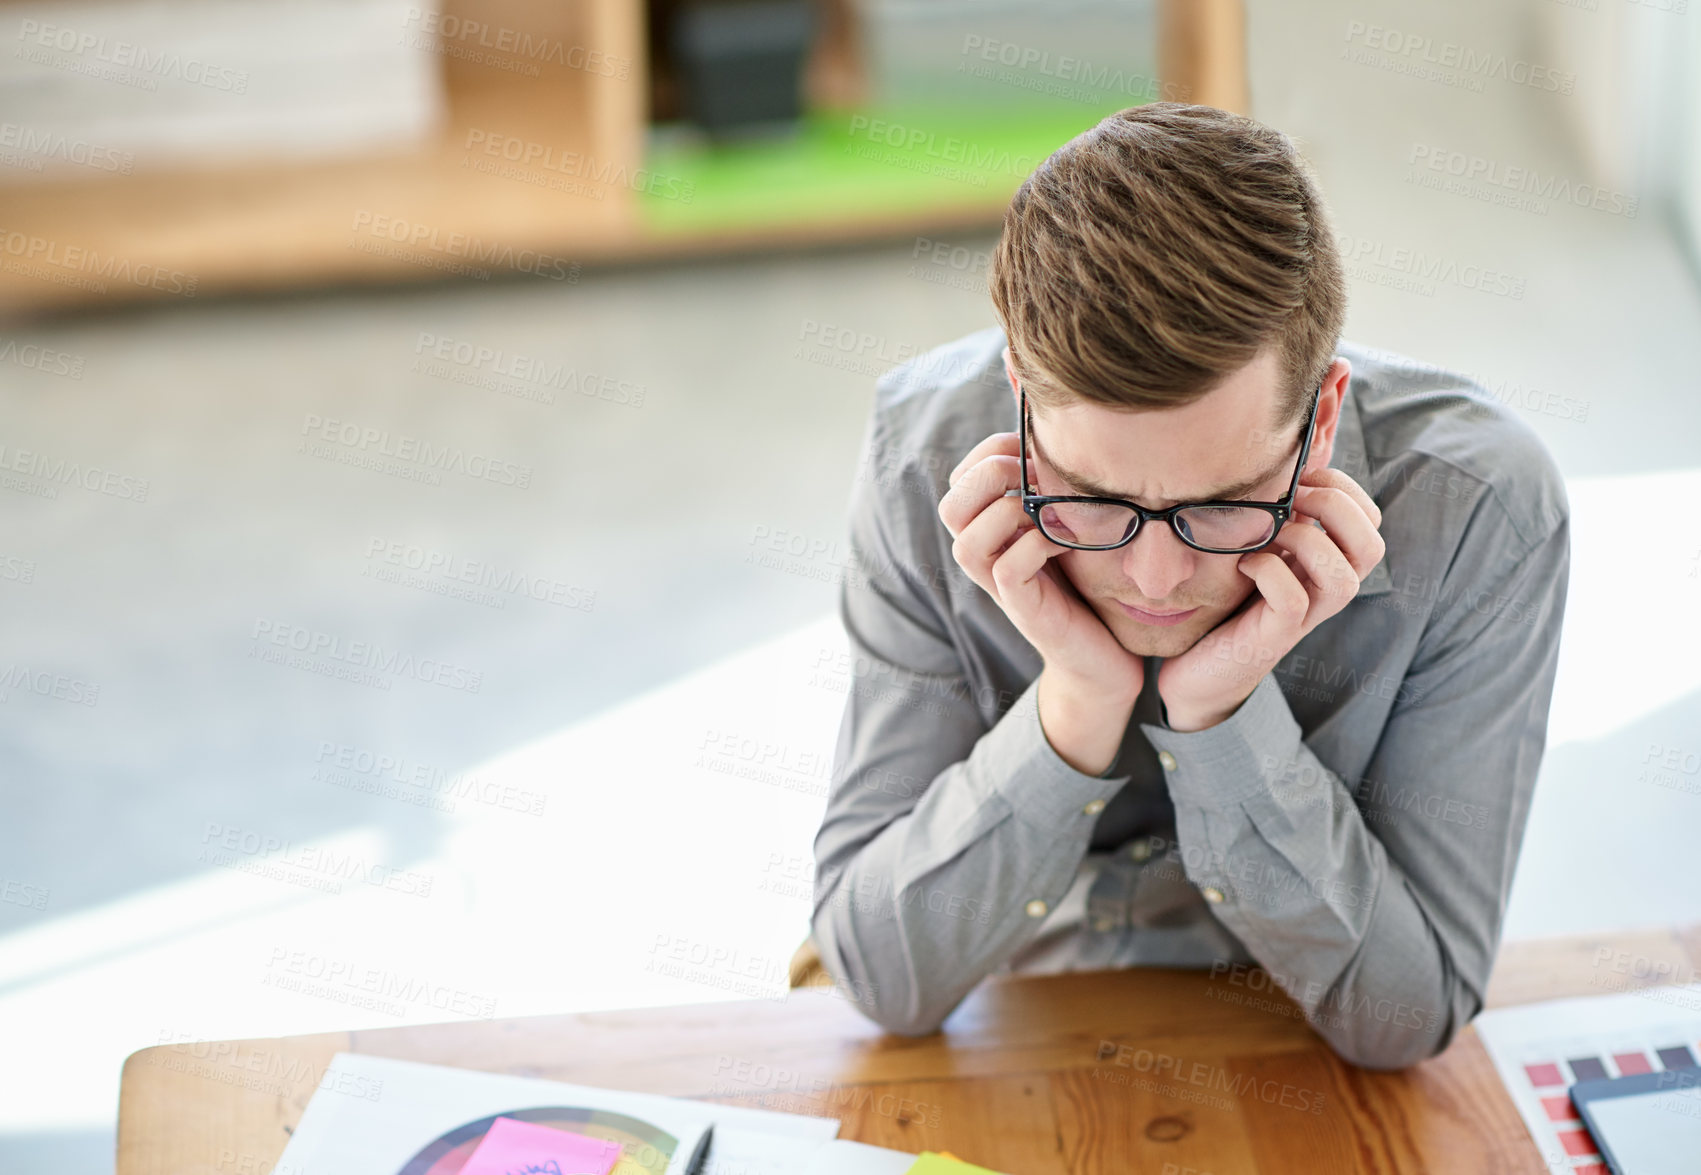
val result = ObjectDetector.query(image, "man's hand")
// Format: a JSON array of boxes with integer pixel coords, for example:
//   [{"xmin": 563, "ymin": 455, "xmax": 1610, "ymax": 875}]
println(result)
[
  {"xmin": 940, "ymin": 431, "xmax": 1145, "ymax": 709},
  {"xmin": 1158, "ymin": 465, "xmax": 1386, "ymax": 732}
]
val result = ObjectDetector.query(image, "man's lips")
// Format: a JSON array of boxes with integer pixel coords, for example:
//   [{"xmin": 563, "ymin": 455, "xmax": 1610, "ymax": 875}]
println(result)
[{"xmin": 1116, "ymin": 600, "xmax": 1199, "ymax": 626}]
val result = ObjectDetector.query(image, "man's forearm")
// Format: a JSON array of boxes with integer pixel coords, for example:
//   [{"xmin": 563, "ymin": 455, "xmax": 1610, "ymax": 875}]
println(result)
[
  {"xmin": 1139, "ymin": 670, "xmax": 1527, "ymax": 1068},
  {"xmin": 1155, "ymin": 727, "xmax": 1460, "ymax": 1068},
  {"xmin": 1141, "ymin": 514, "xmax": 1567, "ymax": 1069},
  {"xmin": 813, "ymin": 674, "xmax": 1133, "ymax": 1036}
]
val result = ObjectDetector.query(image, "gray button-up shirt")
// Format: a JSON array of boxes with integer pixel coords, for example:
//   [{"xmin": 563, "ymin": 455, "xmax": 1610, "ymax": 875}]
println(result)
[{"xmin": 808, "ymin": 326, "xmax": 1570, "ymax": 1069}]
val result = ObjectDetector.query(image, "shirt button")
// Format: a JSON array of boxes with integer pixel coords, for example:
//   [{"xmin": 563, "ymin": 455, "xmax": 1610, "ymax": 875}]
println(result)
[
  {"xmin": 1025, "ymin": 899, "xmax": 1049, "ymax": 918},
  {"xmin": 1200, "ymin": 885, "xmax": 1226, "ymax": 904},
  {"xmin": 1093, "ymin": 918, "xmax": 1114, "ymax": 933},
  {"xmin": 1083, "ymin": 798, "xmax": 1106, "ymax": 816},
  {"xmin": 1158, "ymin": 751, "xmax": 1178, "ymax": 771},
  {"xmin": 1128, "ymin": 839, "xmax": 1153, "ymax": 862}
]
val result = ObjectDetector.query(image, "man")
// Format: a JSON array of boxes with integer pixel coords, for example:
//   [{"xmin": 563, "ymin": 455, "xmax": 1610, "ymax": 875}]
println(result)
[{"xmin": 805, "ymin": 103, "xmax": 1569, "ymax": 1070}]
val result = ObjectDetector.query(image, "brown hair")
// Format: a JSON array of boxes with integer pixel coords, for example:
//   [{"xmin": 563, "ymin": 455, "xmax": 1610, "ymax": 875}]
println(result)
[{"xmin": 989, "ymin": 102, "xmax": 1345, "ymax": 430}]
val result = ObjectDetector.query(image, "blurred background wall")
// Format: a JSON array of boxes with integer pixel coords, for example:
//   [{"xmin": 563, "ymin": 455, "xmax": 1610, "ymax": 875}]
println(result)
[{"xmin": 1, "ymin": 0, "xmax": 1698, "ymax": 1170}]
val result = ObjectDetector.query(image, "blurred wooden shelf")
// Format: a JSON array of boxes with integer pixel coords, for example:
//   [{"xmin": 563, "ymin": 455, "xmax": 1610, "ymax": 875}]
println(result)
[{"xmin": 0, "ymin": 0, "xmax": 1245, "ymax": 315}]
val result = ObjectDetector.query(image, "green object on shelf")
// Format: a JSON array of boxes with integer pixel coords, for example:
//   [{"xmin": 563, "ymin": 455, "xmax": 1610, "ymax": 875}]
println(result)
[{"xmin": 637, "ymin": 100, "xmax": 1133, "ymax": 234}]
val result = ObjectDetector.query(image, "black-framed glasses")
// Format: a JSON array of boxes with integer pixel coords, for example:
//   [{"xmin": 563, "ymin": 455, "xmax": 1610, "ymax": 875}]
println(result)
[{"xmin": 1018, "ymin": 380, "xmax": 1323, "ymax": 555}]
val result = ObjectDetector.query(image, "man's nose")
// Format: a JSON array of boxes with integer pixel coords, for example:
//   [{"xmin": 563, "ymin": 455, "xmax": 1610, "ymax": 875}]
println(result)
[{"xmin": 1119, "ymin": 520, "xmax": 1196, "ymax": 601}]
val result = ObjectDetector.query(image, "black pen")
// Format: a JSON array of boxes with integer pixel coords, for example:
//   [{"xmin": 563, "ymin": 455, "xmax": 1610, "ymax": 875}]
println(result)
[{"xmin": 685, "ymin": 1123, "xmax": 714, "ymax": 1175}]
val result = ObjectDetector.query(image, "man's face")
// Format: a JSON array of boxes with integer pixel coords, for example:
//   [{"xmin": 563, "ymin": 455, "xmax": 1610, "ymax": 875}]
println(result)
[{"xmin": 1009, "ymin": 346, "xmax": 1343, "ymax": 659}]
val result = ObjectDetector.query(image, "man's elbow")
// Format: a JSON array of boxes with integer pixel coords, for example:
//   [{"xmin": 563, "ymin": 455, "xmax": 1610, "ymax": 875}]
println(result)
[
  {"xmin": 868, "ymin": 1008, "xmax": 948, "ymax": 1038},
  {"xmin": 810, "ymin": 918, "xmax": 951, "ymax": 1038},
  {"xmin": 1324, "ymin": 1007, "xmax": 1466, "ymax": 1071},
  {"xmin": 827, "ymin": 964, "xmax": 949, "ymax": 1038},
  {"xmin": 1331, "ymin": 1031, "xmax": 1449, "ymax": 1071}
]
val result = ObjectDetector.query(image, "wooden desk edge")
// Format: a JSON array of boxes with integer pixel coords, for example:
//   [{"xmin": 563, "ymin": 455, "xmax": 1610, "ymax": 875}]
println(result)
[{"xmin": 113, "ymin": 922, "xmax": 1701, "ymax": 1173}]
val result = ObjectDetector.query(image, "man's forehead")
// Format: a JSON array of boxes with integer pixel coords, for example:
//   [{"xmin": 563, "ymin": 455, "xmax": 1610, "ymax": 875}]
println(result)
[{"xmin": 1026, "ymin": 392, "xmax": 1297, "ymax": 506}]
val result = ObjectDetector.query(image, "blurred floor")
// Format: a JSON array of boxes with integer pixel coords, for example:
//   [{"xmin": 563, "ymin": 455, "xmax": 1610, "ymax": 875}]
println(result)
[{"xmin": 3, "ymin": 0, "xmax": 1701, "ymax": 1169}]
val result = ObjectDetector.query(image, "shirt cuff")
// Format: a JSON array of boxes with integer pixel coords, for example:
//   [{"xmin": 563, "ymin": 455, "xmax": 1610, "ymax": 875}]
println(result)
[
  {"xmin": 1138, "ymin": 673, "xmax": 1300, "ymax": 807},
  {"xmin": 978, "ymin": 674, "xmax": 1134, "ymax": 833}
]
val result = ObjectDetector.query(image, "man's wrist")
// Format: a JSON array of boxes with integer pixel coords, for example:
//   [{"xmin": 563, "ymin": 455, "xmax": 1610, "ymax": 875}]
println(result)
[
  {"xmin": 1141, "ymin": 675, "xmax": 1295, "ymax": 807},
  {"xmin": 1036, "ymin": 668, "xmax": 1139, "ymax": 777},
  {"xmin": 1164, "ymin": 704, "xmax": 1235, "ymax": 733},
  {"xmin": 1162, "ymin": 684, "xmax": 1257, "ymax": 733}
]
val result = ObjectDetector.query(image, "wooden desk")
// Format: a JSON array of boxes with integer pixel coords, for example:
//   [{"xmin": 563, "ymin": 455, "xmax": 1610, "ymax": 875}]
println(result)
[{"xmin": 117, "ymin": 923, "xmax": 1701, "ymax": 1174}]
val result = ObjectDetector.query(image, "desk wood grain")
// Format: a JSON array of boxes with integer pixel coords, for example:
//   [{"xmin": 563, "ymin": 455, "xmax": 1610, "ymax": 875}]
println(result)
[{"xmin": 117, "ymin": 924, "xmax": 1701, "ymax": 1174}]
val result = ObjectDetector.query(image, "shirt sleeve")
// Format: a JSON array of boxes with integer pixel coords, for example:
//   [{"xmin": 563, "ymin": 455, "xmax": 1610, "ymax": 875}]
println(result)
[
  {"xmin": 1139, "ymin": 497, "xmax": 1571, "ymax": 1070},
  {"xmin": 809, "ymin": 411, "xmax": 1134, "ymax": 1036}
]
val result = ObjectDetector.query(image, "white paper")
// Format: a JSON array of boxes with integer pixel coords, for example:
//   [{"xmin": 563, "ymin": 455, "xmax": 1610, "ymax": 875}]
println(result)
[
  {"xmin": 700, "ymin": 1132, "xmax": 918, "ymax": 1175},
  {"xmin": 272, "ymin": 1052, "xmax": 840, "ymax": 1175},
  {"xmin": 700, "ymin": 1128, "xmax": 822, "ymax": 1175},
  {"xmin": 802, "ymin": 1139, "xmax": 921, "ymax": 1175}
]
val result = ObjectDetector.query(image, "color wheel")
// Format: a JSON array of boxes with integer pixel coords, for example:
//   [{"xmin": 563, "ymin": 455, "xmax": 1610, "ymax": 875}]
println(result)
[{"xmin": 396, "ymin": 1105, "xmax": 680, "ymax": 1175}]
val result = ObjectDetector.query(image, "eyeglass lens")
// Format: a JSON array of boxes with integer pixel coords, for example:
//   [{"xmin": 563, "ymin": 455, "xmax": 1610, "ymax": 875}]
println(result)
[{"xmin": 1035, "ymin": 500, "xmax": 1277, "ymax": 552}]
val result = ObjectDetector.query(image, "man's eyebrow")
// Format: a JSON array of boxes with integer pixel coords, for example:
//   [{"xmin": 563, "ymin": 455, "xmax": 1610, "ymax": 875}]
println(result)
[{"xmin": 1029, "ymin": 420, "xmax": 1290, "ymax": 505}]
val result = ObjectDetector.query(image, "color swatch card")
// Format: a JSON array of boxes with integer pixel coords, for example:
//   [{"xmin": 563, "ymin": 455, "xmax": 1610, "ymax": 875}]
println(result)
[
  {"xmin": 1475, "ymin": 983, "xmax": 1701, "ymax": 1173},
  {"xmin": 461, "ymin": 1116, "xmax": 623, "ymax": 1175}
]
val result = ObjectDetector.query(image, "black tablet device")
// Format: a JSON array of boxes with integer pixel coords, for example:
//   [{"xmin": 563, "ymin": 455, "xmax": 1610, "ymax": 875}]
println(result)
[{"xmin": 1569, "ymin": 1064, "xmax": 1701, "ymax": 1175}]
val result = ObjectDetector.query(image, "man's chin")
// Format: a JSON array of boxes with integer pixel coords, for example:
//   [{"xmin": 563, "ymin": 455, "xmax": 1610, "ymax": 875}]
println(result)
[{"xmin": 1106, "ymin": 610, "xmax": 1214, "ymax": 659}]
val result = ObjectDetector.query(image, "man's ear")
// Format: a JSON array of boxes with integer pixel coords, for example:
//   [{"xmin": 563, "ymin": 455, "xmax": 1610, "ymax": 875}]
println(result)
[
  {"xmin": 1305, "ymin": 356, "xmax": 1352, "ymax": 474},
  {"xmin": 1003, "ymin": 346, "xmax": 1020, "ymax": 406}
]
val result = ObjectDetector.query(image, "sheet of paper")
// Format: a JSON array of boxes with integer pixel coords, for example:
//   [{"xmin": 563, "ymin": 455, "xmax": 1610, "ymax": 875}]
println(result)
[
  {"xmin": 271, "ymin": 1053, "xmax": 838, "ymax": 1175},
  {"xmin": 701, "ymin": 1131, "xmax": 920, "ymax": 1175},
  {"xmin": 800, "ymin": 1138, "xmax": 919, "ymax": 1174},
  {"xmin": 460, "ymin": 1115, "xmax": 623, "ymax": 1175},
  {"xmin": 700, "ymin": 1128, "xmax": 822, "ymax": 1175}
]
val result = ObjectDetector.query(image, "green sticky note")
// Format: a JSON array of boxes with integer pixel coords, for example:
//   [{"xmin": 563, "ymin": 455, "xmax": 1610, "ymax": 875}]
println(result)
[{"xmin": 904, "ymin": 1152, "xmax": 1005, "ymax": 1175}]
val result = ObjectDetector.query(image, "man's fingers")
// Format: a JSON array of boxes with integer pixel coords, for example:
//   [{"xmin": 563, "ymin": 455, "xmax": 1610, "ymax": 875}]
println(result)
[
  {"xmin": 1293, "ymin": 483, "xmax": 1386, "ymax": 581},
  {"xmin": 1300, "ymin": 466, "xmax": 1382, "ymax": 527},
  {"xmin": 1268, "ymin": 518, "xmax": 1358, "ymax": 621},
  {"xmin": 989, "ymin": 523, "xmax": 1064, "ymax": 615},
  {"xmin": 1236, "ymin": 547, "xmax": 1309, "ymax": 623},
  {"xmin": 938, "ymin": 452, "xmax": 1021, "ymax": 538},
  {"xmin": 946, "ymin": 432, "xmax": 1019, "ymax": 488},
  {"xmin": 951, "ymin": 492, "xmax": 1030, "ymax": 584}
]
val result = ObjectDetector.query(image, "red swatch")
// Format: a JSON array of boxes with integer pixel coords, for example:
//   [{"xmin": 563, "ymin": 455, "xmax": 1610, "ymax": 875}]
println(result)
[
  {"xmin": 1612, "ymin": 1051, "xmax": 1652, "ymax": 1075},
  {"xmin": 1556, "ymin": 1129, "xmax": 1598, "ymax": 1158},
  {"xmin": 1523, "ymin": 1062, "xmax": 1564, "ymax": 1087},
  {"xmin": 1539, "ymin": 1095, "xmax": 1575, "ymax": 1122}
]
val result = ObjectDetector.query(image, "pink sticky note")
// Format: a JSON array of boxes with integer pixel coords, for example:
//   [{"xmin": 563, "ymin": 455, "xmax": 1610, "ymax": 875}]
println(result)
[{"xmin": 459, "ymin": 1116, "xmax": 624, "ymax": 1175}]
